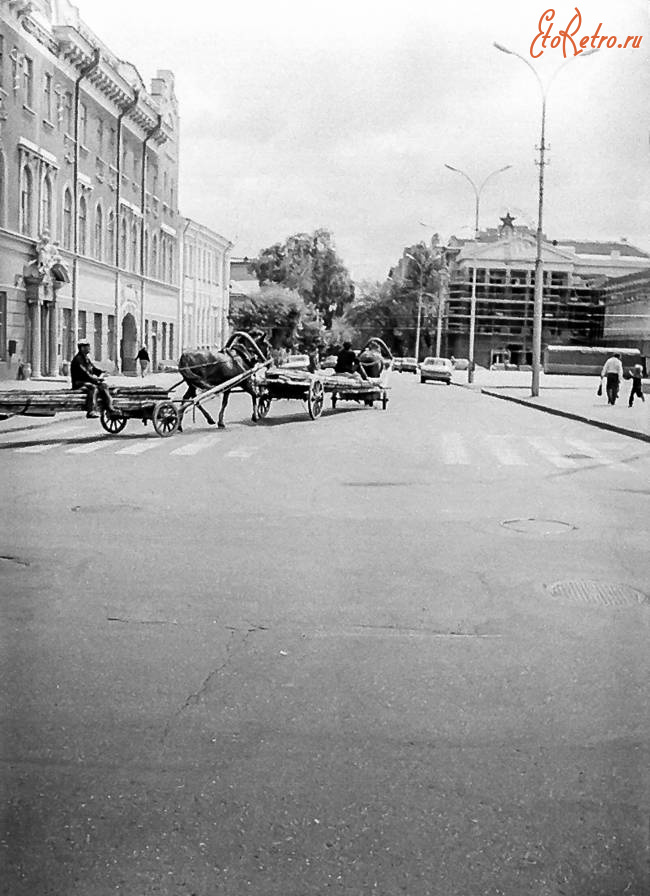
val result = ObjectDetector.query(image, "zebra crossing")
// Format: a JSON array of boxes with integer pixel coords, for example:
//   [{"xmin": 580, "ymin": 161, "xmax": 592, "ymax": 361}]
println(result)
[{"xmin": 4, "ymin": 427, "xmax": 643, "ymax": 473}]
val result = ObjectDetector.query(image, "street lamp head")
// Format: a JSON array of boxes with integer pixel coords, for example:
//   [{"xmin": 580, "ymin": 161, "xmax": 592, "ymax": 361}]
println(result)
[
  {"xmin": 444, "ymin": 163, "xmax": 460, "ymax": 172},
  {"xmin": 493, "ymin": 41, "xmax": 514, "ymax": 54},
  {"xmin": 579, "ymin": 46, "xmax": 600, "ymax": 58}
]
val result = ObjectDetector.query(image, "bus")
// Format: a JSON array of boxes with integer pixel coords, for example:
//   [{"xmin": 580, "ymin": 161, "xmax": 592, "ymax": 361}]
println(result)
[{"xmin": 543, "ymin": 345, "xmax": 644, "ymax": 376}]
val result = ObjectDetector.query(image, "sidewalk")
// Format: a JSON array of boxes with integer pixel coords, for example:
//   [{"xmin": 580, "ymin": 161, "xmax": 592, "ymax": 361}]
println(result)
[{"xmin": 455, "ymin": 369, "xmax": 650, "ymax": 443}]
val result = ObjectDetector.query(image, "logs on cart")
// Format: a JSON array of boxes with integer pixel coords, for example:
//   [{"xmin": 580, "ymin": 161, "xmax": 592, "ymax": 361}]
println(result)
[{"xmin": 0, "ymin": 385, "xmax": 171, "ymax": 419}]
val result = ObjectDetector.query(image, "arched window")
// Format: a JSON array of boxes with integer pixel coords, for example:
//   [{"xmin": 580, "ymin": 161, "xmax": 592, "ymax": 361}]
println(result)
[
  {"xmin": 41, "ymin": 173, "xmax": 53, "ymax": 236},
  {"xmin": 143, "ymin": 228, "xmax": 149, "ymax": 276},
  {"xmin": 20, "ymin": 165, "xmax": 33, "ymax": 235},
  {"xmin": 151, "ymin": 233, "xmax": 158, "ymax": 278},
  {"xmin": 167, "ymin": 242, "xmax": 174, "ymax": 283},
  {"xmin": 94, "ymin": 204, "xmax": 103, "ymax": 260},
  {"xmin": 78, "ymin": 195, "xmax": 87, "ymax": 255},
  {"xmin": 131, "ymin": 223, "xmax": 138, "ymax": 272},
  {"xmin": 120, "ymin": 216, "xmax": 128, "ymax": 269},
  {"xmin": 63, "ymin": 187, "xmax": 73, "ymax": 249},
  {"xmin": 107, "ymin": 210, "xmax": 115, "ymax": 264}
]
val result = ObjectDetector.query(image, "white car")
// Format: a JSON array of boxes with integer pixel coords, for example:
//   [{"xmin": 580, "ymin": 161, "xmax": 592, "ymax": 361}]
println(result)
[{"xmin": 420, "ymin": 357, "xmax": 453, "ymax": 385}]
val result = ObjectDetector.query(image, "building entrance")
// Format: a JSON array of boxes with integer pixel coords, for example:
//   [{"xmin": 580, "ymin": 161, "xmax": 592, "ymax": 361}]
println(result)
[{"xmin": 120, "ymin": 312, "xmax": 137, "ymax": 373}]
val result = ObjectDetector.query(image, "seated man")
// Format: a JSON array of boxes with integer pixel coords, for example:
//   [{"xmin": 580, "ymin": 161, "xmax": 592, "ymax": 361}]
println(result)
[
  {"xmin": 71, "ymin": 339, "xmax": 116, "ymax": 418},
  {"xmin": 335, "ymin": 341, "xmax": 368, "ymax": 380}
]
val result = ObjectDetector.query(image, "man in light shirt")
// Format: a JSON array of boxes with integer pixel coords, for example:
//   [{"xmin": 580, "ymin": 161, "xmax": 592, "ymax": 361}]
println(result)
[{"xmin": 600, "ymin": 353, "xmax": 623, "ymax": 405}]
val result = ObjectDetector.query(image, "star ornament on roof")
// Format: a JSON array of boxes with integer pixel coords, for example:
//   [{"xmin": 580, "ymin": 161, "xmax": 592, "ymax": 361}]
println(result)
[{"xmin": 500, "ymin": 212, "xmax": 516, "ymax": 230}]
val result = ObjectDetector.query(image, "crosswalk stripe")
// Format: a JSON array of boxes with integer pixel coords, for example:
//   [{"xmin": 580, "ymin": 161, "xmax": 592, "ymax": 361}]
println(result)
[
  {"xmin": 439, "ymin": 432, "xmax": 470, "ymax": 464},
  {"xmin": 484, "ymin": 437, "xmax": 526, "ymax": 466},
  {"xmin": 115, "ymin": 441, "xmax": 161, "ymax": 455},
  {"xmin": 565, "ymin": 438, "xmax": 631, "ymax": 472},
  {"xmin": 14, "ymin": 442, "xmax": 62, "ymax": 453},
  {"xmin": 65, "ymin": 440, "xmax": 111, "ymax": 454},
  {"xmin": 527, "ymin": 437, "xmax": 577, "ymax": 468},
  {"xmin": 226, "ymin": 446, "xmax": 260, "ymax": 459},
  {"xmin": 170, "ymin": 434, "xmax": 221, "ymax": 456}
]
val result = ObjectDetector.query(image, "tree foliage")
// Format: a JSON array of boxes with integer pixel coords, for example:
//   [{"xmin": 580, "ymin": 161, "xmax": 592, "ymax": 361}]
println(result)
[
  {"xmin": 229, "ymin": 285, "xmax": 326, "ymax": 353},
  {"xmin": 253, "ymin": 228, "xmax": 354, "ymax": 327},
  {"xmin": 341, "ymin": 243, "xmax": 446, "ymax": 357}
]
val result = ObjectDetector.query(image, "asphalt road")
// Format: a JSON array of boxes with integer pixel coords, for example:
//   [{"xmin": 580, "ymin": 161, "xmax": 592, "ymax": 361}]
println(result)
[{"xmin": 1, "ymin": 374, "xmax": 649, "ymax": 895}]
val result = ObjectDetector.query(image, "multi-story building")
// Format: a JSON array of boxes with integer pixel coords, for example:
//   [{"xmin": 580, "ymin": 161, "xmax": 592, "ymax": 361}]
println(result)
[
  {"xmin": 444, "ymin": 215, "xmax": 650, "ymax": 367},
  {"xmin": 0, "ymin": 0, "xmax": 182, "ymax": 378},
  {"xmin": 601, "ymin": 269, "xmax": 650, "ymax": 359},
  {"xmin": 180, "ymin": 219, "xmax": 232, "ymax": 351}
]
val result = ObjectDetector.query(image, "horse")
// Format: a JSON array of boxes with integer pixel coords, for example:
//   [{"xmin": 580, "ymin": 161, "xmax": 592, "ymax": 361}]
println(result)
[{"xmin": 177, "ymin": 330, "xmax": 271, "ymax": 430}]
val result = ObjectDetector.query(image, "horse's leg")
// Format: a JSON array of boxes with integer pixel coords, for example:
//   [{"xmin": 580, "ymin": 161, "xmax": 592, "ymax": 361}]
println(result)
[
  {"xmin": 196, "ymin": 402, "xmax": 216, "ymax": 426},
  {"xmin": 243, "ymin": 380, "xmax": 258, "ymax": 422},
  {"xmin": 178, "ymin": 384, "xmax": 196, "ymax": 433},
  {"xmin": 217, "ymin": 390, "xmax": 230, "ymax": 428}
]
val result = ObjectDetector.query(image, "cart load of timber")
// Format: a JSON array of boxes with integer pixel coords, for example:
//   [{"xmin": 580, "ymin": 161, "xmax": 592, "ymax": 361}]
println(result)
[
  {"xmin": 323, "ymin": 337, "xmax": 393, "ymax": 411},
  {"xmin": 0, "ymin": 384, "xmax": 178, "ymax": 436}
]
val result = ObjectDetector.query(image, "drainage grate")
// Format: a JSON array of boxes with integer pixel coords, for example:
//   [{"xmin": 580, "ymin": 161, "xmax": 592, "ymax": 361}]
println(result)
[
  {"xmin": 502, "ymin": 518, "xmax": 576, "ymax": 536},
  {"xmin": 547, "ymin": 580, "xmax": 648, "ymax": 608}
]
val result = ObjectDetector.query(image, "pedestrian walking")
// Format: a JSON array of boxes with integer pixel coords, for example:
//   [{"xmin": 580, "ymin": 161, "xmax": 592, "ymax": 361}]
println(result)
[
  {"xmin": 600, "ymin": 353, "xmax": 623, "ymax": 405},
  {"xmin": 136, "ymin": 344, "xmax": 150, "ymax": 377},
  {"xmin": 628, "ymin": 363, "xmax": 645, "ymax": 407}
]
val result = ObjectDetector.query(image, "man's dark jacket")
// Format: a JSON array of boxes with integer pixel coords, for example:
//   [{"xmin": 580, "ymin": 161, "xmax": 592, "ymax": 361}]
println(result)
[{"xmin": 71, "ymin": 352, "xmax": 102, "ymax": 389}]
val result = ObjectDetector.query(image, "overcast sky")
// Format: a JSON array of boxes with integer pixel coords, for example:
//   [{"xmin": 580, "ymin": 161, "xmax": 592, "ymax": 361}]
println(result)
[{"xmin": 77, "ymin": 0, "xmax": 649, "ymax": 281}]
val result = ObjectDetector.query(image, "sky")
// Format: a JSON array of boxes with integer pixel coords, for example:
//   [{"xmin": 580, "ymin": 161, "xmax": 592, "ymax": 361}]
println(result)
[{"xmin": 74, "ymin": 0, "xmax": 649, "ymax": 281}]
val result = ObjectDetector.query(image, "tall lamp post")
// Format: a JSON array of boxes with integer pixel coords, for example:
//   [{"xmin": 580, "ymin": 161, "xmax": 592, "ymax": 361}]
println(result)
[
  {"xmin": 444, "ymin": 164, "xmax": 512, "ymax": 382},
  {"xmin": 405, "ymin": 252, "xmax": 425, "ymax": 361},
  {"xmin": 493, "ymin": 42, "xmax": 599, "ymax": 397}
]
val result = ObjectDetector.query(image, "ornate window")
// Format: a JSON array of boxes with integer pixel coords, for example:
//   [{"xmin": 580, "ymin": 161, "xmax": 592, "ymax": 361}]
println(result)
[
  {"xmin": 131, "ymin": 223, "xmax": 138, "ymax": 271},
  {"xmin": 63, "ymin": 187, "xmax": 72, "ymax": 249},
  {"xmin": 40, "ymin": 173, "xmax": 52, "ymax": 236},
  {"xmin": 120, "ymin": 216, "xmax": 128, "ymax": 269},
  {"xmin": 151, "ymin": 233, "xmax": 158, "ymax": 278},
  {"xmin": 94, "ymin": 203, "xmax": 103, "ymax": 260},
  {"xmin": 19, "ymin": 165, "xmax": 33, "ymax": 235},
  {"xmin": 107, "ymin": 210, "xmax": 115, "ymax": 264},
  {"xmin": 78, "ymin": 195, "xmax": 87, "ymax": 255}
]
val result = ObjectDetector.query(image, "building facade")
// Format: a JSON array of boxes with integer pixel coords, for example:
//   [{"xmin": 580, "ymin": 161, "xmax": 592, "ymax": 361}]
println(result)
[
  {"xmin": 444, "ymin": 215, "xmax": 650, "ymax": 367},
  {"xmin": 0, "ymin": 0, "xmax": 182, "ymax": 378},
  {"xmin": 180, "ymin": 219, "xmax": 232, "ymax": 352},
  {"xmin": 601, "ymin": 269, "xmax": 650, "ymax": 359}
]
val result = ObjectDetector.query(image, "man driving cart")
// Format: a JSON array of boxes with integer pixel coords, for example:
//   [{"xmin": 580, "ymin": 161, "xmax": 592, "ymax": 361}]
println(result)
[{"xmin": 70, "ymin": 339, "xmax": 117, "ymax": 418}]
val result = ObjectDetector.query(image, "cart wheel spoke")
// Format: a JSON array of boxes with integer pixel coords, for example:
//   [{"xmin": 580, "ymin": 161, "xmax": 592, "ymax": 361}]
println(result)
[
  {"xmin": 100, "ymin": 408, "xmax": 127, "ymax": 434},
  {"xmin": 308, "ymin": 379, "xmax": 324, "ymax": 419},
  {"xmin": 257, "ymin": 395, "xmax": 271, "ymax": 419},
  {"xmin": 152, "ymin": 400, "xmax": 179, "ymax": 437}
]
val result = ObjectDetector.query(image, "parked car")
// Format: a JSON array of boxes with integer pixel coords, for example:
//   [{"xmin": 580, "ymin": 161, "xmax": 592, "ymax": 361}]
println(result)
[
  {"xmin": 392, "ymin": 357, "xmax": 403, "ymax": 372},
  {"xmin": 420, "ymin": 357, "xmax": 453, "ymax": 384},
  {"xmin": 452, "ymin": 357, "xmax": 469, "ymax": 370},
  {"xmin": 400, "ymin": 357, "xmax": 419, "ymax": 374}
]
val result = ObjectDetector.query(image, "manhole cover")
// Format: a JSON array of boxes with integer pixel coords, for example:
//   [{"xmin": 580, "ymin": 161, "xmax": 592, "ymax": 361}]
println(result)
[
  {"xmin": 502, "ymin": 518, "xmax": 576, "ymax": 536},
  {"xmin": 547, "ymin": 580, "xmax": 648, "ymax": 608}
]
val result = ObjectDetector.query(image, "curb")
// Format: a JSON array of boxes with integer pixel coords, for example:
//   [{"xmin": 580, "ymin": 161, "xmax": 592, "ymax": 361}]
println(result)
[{"xmin": 481, "ymin": 388, "xmax": 650, "ymax": 444}]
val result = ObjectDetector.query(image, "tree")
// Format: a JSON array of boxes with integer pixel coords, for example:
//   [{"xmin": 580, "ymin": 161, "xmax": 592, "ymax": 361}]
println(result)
[
  {"xmin": 253, "ymin": 228, "xmax": 354, "ymax": 327},
  {"xmin": 229, "ymin": 284, "xmax": 326, "ymax": 354}
]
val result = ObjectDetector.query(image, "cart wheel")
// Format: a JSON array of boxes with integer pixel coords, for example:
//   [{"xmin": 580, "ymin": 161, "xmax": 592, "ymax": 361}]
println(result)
[
  {"xmin": 331, "ymin": 393, "xmax": 338, "ymax": 409},
  {"xmin": 308, "ymin": 379, "xmax": 324, "ymax": 419},
  {"xmin": 152, "ymin": 400, "xmax": 180, "ymax": 437},
  {"xmin": 382, "ymin": 392, "xmax": 388, "ymax": 410},
  {"xmin": 257, "ymin": 395, "xmax": 271, "ymax": 419},
  {"xmin": 100, "ymin": 408, "xmax": 127, "ymax": 434}
]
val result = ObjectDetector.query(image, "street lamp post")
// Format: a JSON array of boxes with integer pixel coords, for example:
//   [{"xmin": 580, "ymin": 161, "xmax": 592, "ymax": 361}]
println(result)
[
  {"xmin": 493, "ymin": 42, "xmax": 598, "ymax": 397},
  {"xmin": 405, "ymin": 253, "xmax": 425, "ymax": 361},
  {"xmin": 444, "ymin": 163, "xmax": 512, "ymax": 383}
]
